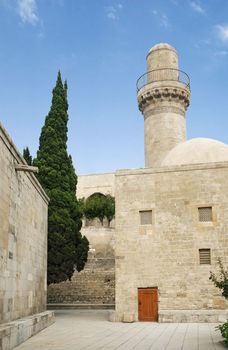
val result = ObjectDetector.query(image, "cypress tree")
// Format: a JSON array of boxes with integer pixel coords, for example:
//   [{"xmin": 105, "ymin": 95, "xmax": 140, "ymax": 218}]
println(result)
[
  {"xmin": 34, "ymin": 71, "xmax": 89, "ymax": 285},
  {"xmin": 23, "ymin": 146, "xmax": 32, "ymax": 165}
]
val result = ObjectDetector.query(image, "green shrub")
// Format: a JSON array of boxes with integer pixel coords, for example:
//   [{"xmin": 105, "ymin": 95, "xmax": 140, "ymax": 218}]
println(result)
[
  {"xmin": 210, "ymin": 259, "xmax": 228, "ymax": 345},
  {"xmin": 83, "ymin": 193, "xmax": 115, "ymax": 226},
  {"xmin": 216, "ymin": 321, "xmax": 228, "ymax": 345}
]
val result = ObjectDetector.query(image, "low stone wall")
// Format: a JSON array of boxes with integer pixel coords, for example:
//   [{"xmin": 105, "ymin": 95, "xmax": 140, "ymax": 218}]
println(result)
[
  {"xmin": 47, "ymin": 257, "xmax": 115, "ymax": 305},
  {"xmin": 0, "ymin": 310, "xmax": 55, "ymax": 350}
]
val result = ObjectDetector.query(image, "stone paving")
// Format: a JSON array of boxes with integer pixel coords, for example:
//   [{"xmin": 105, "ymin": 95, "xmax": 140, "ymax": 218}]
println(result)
[{"xmin": 15, "ymin": 310, "xmax": 226, "ymax": 350}]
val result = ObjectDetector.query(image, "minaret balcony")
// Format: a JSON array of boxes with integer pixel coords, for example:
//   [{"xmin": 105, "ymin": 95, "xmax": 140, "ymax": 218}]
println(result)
[
  {"xmin": 137, "ymin": 68, "xmax": 190, "ymax": 93},
  {"xmin": 137, "ymin": 68, "xmax": 190, "ymax": 113}
]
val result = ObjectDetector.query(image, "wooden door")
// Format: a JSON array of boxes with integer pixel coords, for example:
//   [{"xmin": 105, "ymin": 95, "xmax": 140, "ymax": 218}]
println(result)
[{"xmin": 138, "ymin": 287, "xmax": 158, "ymax": 321}]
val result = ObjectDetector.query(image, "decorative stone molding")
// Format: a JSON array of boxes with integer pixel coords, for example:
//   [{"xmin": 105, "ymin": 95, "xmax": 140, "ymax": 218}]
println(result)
[{"xmin": 137, "ymin": 86, "xmax": 190, "ymax": 113}]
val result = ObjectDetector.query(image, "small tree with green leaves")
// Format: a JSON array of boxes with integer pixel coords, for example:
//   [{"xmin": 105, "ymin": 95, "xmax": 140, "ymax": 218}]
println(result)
[
  {"xmin": 84, "ymin": 194, "xmax": 106, "ymax": 225},
  {"xmin": 83, "ymin": 193, "xmax": 115, "ymax": 226},
  {"xmin": 209, "ymin": 258, "xmax": 228, "ymax": 344},
  {"xmin": 209, "ymin": 258, "xmax": 228, "ymax": 299},
  {"xmin": 23, "ymin": 147, "xmax": 32, "ymax": 165}
]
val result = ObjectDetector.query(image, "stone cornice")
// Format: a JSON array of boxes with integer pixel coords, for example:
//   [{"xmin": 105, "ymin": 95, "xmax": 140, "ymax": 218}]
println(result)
[
  {"xmin": 137, "ymin": 85, "xmax": 190, "ymax": 113},
  {"xmin": 115, "ymin": 161, "xmax": 228, "ymax": 177}
]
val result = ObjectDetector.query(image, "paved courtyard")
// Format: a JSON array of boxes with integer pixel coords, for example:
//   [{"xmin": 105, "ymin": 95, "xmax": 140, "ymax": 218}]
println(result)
[{"xmin": 15, "ymin": 310, "xmax": 226, "ymax": 350}]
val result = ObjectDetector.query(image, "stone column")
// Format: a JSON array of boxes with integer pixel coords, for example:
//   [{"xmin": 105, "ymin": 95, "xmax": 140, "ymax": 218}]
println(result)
[{"xmin": 137, "ymin": 43, "xmax": 190, "ymax": 168}]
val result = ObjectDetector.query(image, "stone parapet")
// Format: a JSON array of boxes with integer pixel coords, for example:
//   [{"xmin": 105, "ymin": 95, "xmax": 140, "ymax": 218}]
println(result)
[
  {"xmin": 77, "ymin": 172, "xmax": 115, "ymax": 199},
  {"xmin": 116, "ymin": 160, "xmax": 228, "ymax": 176}
]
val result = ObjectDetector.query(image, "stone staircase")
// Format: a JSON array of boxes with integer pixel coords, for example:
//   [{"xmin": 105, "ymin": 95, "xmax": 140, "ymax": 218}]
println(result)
[{"xmin": 47, "ymin": 257, "xmax": 115, "ymax": 309}]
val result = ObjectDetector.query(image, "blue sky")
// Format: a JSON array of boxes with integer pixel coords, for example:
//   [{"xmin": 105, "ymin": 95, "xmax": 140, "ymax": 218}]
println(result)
[{"xmin": 0, "ymin": 0, "xmax": 228, "ymax": 175}]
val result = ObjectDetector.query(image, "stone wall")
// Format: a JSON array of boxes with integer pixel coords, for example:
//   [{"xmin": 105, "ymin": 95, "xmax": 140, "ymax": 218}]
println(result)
[
  {"xmin": 0, "ymin": 122, "xmax": 49, "ymax": 324},
  {"xmin": 81, "ymin": 225, "xmax": 115, "ymax": 256},
  {"xmin": 114, "ymin": 162, "xmax": 228, "ymax": 322},
  {"xmin": 77, "ymin": 172, "xmax": 115, "ymax": 199}
]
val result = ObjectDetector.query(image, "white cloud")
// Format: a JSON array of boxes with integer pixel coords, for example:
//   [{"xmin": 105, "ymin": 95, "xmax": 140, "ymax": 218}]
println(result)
[
  {"xmin": 107, "ymin": 11, "xmax": 117, "ymax": 20},
  {"xmin": 152, "ymin": 10, "xmax": 169, "ymax": 28},
  {"xmin": 105, "ymin": 4, "xmax": 123, "ymax": 21},
  {"xmin": 190, "ymin": 1, "xmax": 205, "ymax": 14},
  {"xmin": 161, "ymin": 14, "xmax": 169, "ymax": 28},
  {"xmin": 17, "ymin": 0, "xmax": 38, "ymax": 25},
  {"xmin": 216, "ymin": 24, "xmax": 228, "ymax": 42},
  {"xmin": 214, "ymin": 50, "xmax": 228, "ymax": 56}
]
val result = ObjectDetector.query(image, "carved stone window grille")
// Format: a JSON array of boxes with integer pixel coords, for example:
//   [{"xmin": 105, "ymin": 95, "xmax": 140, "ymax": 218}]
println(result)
[
  {"xmin": 140, "ymin": 210, "xmax": 152, "ymax": 225},
  {"xmin": 198, "ymin": 207, "xmax": 212, "ymax": 222},
  {"xmin": 199, "ymin": 249, "xmax": 211, "ymax": 265}
]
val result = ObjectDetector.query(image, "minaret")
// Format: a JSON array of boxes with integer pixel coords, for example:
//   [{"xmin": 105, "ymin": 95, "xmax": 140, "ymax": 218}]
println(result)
[{"xmin": 137, "ymin": 43, "xmax": 190, "ymax": 167}]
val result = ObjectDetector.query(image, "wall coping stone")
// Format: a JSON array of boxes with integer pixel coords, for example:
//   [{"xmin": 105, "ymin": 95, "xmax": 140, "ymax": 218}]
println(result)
[{"xmin": 116, "ymin": 161, "xmax": 228, "ymax": 177}]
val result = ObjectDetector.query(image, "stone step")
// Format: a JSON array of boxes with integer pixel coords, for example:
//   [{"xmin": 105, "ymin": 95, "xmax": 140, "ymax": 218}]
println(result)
[{"xmin": 47, "ymin": 303, "xmax": 115, "ymax": 310}]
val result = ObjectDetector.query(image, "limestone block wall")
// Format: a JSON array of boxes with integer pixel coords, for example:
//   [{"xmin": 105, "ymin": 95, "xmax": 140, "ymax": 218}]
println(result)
[
  {"xmin": 77, "ymin": 172, "xmax": 115, "ymax": 199},
  {"xmin": 81, "ymin": 225, "xmax": 115, "ymax": 257},
  {"xmin": 0, "ymin": 122, "xmax": 49, "ymax": 324},
  {"xmin": 115, "ymin": 163, "xmax": 228, "ymax": 322}
]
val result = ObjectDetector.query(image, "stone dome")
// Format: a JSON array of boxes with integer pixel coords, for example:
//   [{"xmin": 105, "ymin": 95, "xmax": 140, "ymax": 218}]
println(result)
[
  {"xmin": 147, "ymin": 43, "xmax": 177, "ymax": 56},
  {"xmin": 162, "ymin": 138, "xmax": 228, "ymax": 166}
]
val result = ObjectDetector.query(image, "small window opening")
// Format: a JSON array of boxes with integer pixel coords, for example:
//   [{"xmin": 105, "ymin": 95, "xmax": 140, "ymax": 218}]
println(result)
[
  {"xmin": 140, "ymin": 210, "xmax": 152, "ymax": 225},
  {"xmin": 199, "ymin": 249, "xmax": 211, "ymax": 265},
  {"xmin": 198, "ymin": 207, "xmax": 212, "ymax": 222}
]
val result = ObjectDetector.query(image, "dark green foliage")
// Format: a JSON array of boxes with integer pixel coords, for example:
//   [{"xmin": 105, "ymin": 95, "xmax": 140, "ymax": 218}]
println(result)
[
  {"xmin": 33, "ymin": 71, "xmax": 89, "ymax": 285},
  {"xmin": 75, "ymin": 236, "xmax": 90, "ymax": 272},
  {"xmin": 209, "ymin": 258, "xmax": 228, "ymax": 299},
  {"xmin": 209, "ymin": 258, "xmax": 228, "ymax": 345},
  {"xmin": 104, "ymin": 195, "xmax": 115, "ymax": 224},
  {"xmin": 23, "ymin": 147, "xmax": 32, "ymax": 165},
  {"xmin": 216, "ymin": 323, "xmax": 228, "ymax": 345},
  {"xmin": 83, "ymin": 193, "xmax": 115, "ymax": 225}
]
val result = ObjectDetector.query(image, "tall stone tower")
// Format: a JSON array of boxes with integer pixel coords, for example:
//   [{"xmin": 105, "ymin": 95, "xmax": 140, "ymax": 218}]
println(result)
[{"xmin": 137, "ymin": 43, "xmax": 190, "ymax": 167}]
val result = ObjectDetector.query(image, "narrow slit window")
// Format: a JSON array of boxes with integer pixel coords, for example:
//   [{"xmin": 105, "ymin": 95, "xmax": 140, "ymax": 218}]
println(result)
[
  {"xmin": 140, "ymin": 210, "xmax": 152, "ymax": 225},
  {"xmin": 198, "ymin": 207, "xmax": 212, "ymax": 222},
  {"xmin": 199, "ymin": 249, "xmax": 211, "ymax": 265}
]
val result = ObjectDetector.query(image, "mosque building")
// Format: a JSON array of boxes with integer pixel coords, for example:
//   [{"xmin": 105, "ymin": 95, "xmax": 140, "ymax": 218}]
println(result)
[{"xmin": 51, "ymin": 43, "xmax": 228, "ymax": 322}]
